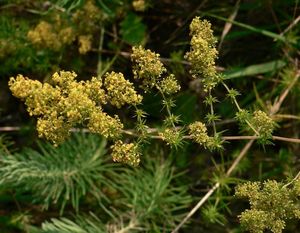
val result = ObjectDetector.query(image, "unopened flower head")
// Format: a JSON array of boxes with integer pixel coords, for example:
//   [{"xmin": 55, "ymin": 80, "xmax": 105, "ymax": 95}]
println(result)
[
  {"xmin": 131, "ymin": 46, "xmax": 167, "ymax": 90},
  {"xmin": 104, "ymin": 71, "xmax": 142, "ymax": 108},
  {"xmin": 111, "ymin": 140, "xmax": 140, "ymax": 167},
  {"xmin": 185, "ymin": 17, "xmax": 219, "ymax": 92},
  {"xmin": 159, "ymin": 74, "xmax": 181, "ymax": 95}
]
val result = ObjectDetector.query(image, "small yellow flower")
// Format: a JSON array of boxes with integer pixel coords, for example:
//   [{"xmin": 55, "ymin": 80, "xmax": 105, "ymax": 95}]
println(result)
[
  {"xmin": 27, "ymin": 21, "xmax": 60, "ymax": 50},
  {"xmin": 36, "ymin": 113, "xmax": 71, "ymax": 146}
]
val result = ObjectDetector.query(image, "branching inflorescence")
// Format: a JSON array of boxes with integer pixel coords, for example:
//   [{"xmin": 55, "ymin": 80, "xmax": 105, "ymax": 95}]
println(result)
[
  {"xmin": 9, "ymin": 71, "xmax": 138, "ymax": 154},
  {"xmin": 9, "ymin": 17, "xmax": 277, "ymax": 167},
  {"xmin": 7, "ymin": 14, "xmax": 296, "ymax": 233}
]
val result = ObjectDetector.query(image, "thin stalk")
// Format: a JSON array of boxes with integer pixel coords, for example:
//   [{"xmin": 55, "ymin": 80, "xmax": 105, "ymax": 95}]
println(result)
[
  {"xmin": 283, "ymin": 170, "xmax": 300, "ymax": 188},
  {"xmin": 96, "ymin": 27, "xmax": 105, "ymax": 79},
  {"xmin": 156, "ymin": 86, "xmax": 176, "ymax": 129},
  {"xmin": 208, "ymin": 91, "xmax": 217, "ymax": 136},
  {"xmin": 222, "ymin": 81, "xmax": 259, "ymax": 135},
  {"xmin": 171, "ymin": 140, "xmax": 254, "ymax": 233}
]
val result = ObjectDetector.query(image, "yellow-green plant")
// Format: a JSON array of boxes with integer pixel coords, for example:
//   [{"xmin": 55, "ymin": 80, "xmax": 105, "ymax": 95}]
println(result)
[
  {"xmin": 8, "ymin": 15, "xmax": 299, "ymax": 233},
  {"xmin": 235, "ymin": 180, "xmax": 300, "ymax": 233},
  {"xmin": 9, "ymin": 17, "xmax": 278, "ymax": 165}
]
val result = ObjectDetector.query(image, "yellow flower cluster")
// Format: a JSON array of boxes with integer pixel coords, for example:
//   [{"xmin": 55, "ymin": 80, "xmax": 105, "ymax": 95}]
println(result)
[
  {"xmin": 72, "ymin": 0, "xmax": 103, "ymax": 32},
  {"xmin": 131, "ymin": 46, "xmax": 181, "ymax": 95},
  {"xmin": 252, "ymin": 110, "xmax": 276, "ymax": 141},
  {"xmin": 88, "ymin": 110, "xmax": 123, "ymax": 139},
  {"xmin": 8, "ymin": 71, "xmax": 131, "ymax": 145},
  {"xmin": 27, "ymin": 21, "xmax": 75, "ymax": 51},
  {"xmin": 235, "ymin": 180, "xmax": 300, "ymax": 233},
  {"xmin": 159, "ymin": 74, "xmax": 181, "ymax": 95},
  {"xmin": 131, "ymin": 46, "xmax": 167, "ymax": 90},
  {"xmin": 188, "ymin": 121, "xmax": 209, "ymax": 145},
  {"xmin": 104, "ymin": 71, "xmax": 142, "ymax": 108},
  {"xmin": 111, "ymin": 140, "xmax": 140, "ymax": 166},
  {"xmin": 185, "ymin": 17, "xmax": 219, "ymax": 92},
  {"xmin": 27, "ymin": 0, "xmax": 102, "ymax": 54},
  {"xmin": 72, "ymin": 0, "xmax": 103, "ymax": 54}
]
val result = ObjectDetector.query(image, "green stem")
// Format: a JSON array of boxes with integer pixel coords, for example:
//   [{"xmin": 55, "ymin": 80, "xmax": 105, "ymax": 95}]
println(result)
[
  {"xmin": 97, "ymin": 27, "xmax": 105, "ymax": 79},
  {"xmin": 208, "ymin": 90, "xmax": 217, "ymax": 136},
  {"xmin": 222, "ymin": 81, "xmax": 259, "ymax": 135},
  {"xmin": 156, "ymin": 85, "xmax": 176, "ymax": 129}
]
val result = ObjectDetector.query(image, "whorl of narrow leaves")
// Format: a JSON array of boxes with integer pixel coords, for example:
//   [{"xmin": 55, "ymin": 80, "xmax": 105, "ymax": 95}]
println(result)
[
  {"xmin": 39, "ymin": 156, "xmax": 192, "ymax": 232},
  {"xmin": 235, "ymin": 180, "xmax": 300, "ymax": 233},
  {"xmin": 0, "ymin": 134, "xmax": 114, "ymax": 212}
]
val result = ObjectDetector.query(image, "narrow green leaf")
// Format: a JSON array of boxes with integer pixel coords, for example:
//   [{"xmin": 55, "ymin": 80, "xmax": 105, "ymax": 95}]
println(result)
[
  {"xmin": 223, "ymin": 60, "xmax": 286, "ymax": 79},
  {"xmin": 205, "ymin": 13, "xmax": 288, "ymax": 43}
]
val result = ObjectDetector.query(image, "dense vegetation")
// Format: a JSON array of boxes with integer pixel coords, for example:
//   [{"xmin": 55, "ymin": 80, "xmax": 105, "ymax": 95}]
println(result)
[{"xmin": 0, "ymin": 0, "xmax": 300, "ymax": 232}]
